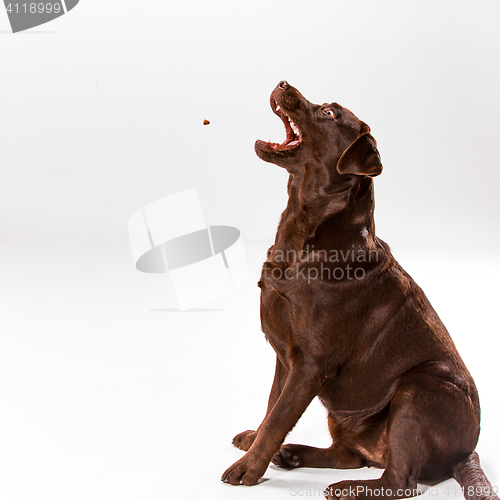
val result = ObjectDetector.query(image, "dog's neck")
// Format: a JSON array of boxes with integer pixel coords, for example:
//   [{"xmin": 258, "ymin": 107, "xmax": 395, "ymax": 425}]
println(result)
[{"xmin": 269, "ymin": 171, "xmax": 377, "ymax": 266}]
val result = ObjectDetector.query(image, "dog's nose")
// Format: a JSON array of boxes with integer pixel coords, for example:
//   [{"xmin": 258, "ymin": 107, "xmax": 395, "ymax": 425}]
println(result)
[{"xmin": 278, "ymin": 80, "xmax": 289, "ymax": 90}]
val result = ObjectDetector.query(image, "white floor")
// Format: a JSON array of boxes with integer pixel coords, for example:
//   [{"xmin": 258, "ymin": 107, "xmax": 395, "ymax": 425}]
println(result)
[{"xmin": 1, "ymin": 236, "xmax": 499, "ymax": 500}]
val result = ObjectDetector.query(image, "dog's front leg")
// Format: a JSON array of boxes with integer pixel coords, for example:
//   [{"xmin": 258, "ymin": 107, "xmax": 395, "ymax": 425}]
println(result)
[
  {"xmin": 222, "ymin": 363, "xmax": 323, "ymax": 486},
  {"xmin": 232, "ymin": 355, "xmax": 288, "ymax": 451}
]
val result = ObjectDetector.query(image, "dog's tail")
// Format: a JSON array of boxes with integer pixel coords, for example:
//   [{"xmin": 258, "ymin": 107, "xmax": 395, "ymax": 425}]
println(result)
[{"xmin": 453, "ymin": 451, "xmax": 499, "ymax": 500}]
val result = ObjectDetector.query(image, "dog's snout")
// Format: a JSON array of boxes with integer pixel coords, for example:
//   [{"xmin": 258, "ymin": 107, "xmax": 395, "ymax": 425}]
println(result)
[{"xmin": 278, "ymin": 80, "xmax": 289, "ymax": 90}]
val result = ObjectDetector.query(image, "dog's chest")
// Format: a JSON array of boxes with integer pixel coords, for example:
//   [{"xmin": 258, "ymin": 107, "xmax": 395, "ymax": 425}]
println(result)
[{"xmin": 258, "ymin": 269, "xmax": 295, "ymax": 348}]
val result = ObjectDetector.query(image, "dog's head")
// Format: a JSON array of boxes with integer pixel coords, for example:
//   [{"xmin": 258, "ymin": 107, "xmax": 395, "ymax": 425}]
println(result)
[{"xmin": 255, "ymin": 81, "xmax": 382, "ymax": 182}]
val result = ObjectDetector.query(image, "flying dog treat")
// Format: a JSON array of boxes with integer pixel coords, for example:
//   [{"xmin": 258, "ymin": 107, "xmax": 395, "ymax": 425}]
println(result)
[{"xmin": 203, "ymin": 119, "xmax": 210, "ymax": 125}]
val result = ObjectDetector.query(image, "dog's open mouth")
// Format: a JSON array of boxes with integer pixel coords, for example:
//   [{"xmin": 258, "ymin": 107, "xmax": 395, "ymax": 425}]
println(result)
[{"xmin": 258, "ymin": 98, "xmax": 302, "ymax": 152}]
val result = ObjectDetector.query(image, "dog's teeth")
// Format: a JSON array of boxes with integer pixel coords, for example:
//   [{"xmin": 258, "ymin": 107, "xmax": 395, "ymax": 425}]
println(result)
[
  {"xmin": 276, "ymin": 105, "xmax": 281, "ymax": 111},
  {"xmin": 290, "ymin": 121, "xmax": 300, "ymax": 135}
]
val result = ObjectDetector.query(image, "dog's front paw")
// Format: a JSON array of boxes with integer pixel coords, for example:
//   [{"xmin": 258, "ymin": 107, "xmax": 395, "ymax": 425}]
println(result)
[
  {"xmin": 324, "ymin": 481, "xmax": 362, "ymax": 500},
  {"xmin": 221, "ymin": 456, "xmax": 266, "ymax": 486},
  {"xmin": 232, "ymin": 430, "xmax": 257, "ymax": 451},
  {"xmin": 325, "ymin": 482, "xmax": 352, "ymax": 500}
]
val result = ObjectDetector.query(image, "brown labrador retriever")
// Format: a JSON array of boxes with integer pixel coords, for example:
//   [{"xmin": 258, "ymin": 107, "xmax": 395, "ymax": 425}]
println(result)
[{"xmin": 222, "ymin": 81, "xmax": 498, "ymax": 500}]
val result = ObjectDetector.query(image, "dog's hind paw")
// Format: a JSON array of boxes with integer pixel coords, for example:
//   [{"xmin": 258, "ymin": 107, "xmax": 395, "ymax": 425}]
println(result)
[{"xmin": 272, "ymin": 444, "xmax": 303, "ymax": 469}]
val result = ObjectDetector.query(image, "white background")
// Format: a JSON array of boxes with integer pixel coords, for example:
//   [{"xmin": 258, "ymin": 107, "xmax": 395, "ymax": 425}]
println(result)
[{"xmin": 1, "ymin": 1, "xmax": 499, "ymax": 499}]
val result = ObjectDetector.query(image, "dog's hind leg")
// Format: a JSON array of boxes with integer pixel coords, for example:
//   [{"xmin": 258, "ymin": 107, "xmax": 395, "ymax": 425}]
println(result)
[
  {"xmin": 273, "ymin": 410, "xmax": 383, "ymax": 470},
  {"xmin": 325, "ymin": 363, "xmax": 480, "ymax": 500},
  {"xmin": 273, "ymin": 442, "xmax": 366, "ymax": 469}
]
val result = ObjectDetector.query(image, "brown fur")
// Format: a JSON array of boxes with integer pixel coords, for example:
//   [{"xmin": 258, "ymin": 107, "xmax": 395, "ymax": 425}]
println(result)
[{"xmin": 221, "ymin": 81, "xmax": 498, "ymax": 500}]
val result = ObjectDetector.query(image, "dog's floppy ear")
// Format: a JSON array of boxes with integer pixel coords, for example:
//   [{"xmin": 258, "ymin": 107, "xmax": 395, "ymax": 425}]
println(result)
[{"xmin": 337, "ymin": 126, "xmax": 383, "ymax": 177}]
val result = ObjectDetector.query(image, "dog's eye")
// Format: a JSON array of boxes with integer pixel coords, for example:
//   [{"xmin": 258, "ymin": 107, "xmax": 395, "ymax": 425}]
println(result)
[{"xmin": 323, "ymin": 108, "xmax": 335, "ymax": 117}]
